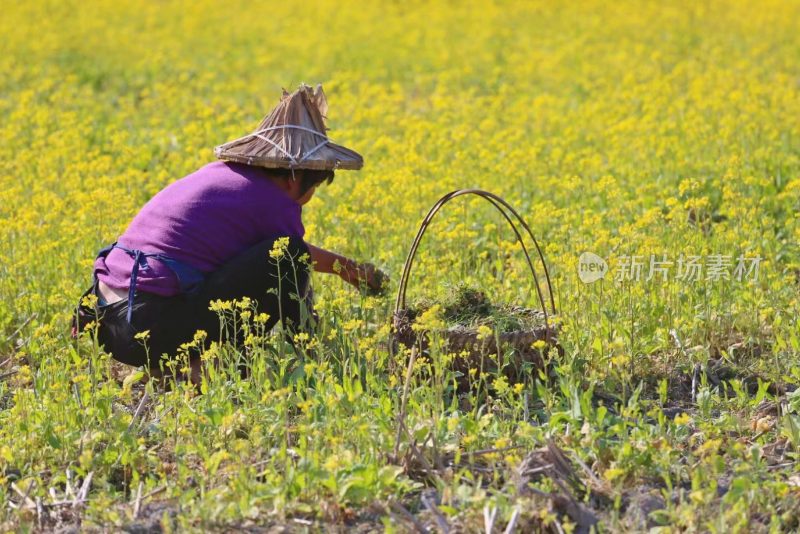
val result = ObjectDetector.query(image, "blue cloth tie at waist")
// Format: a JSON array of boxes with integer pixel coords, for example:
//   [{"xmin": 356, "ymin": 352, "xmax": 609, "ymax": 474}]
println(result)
[{"xmin": 95, "ymin": 242, "xmax": 205, "ymax": 324}]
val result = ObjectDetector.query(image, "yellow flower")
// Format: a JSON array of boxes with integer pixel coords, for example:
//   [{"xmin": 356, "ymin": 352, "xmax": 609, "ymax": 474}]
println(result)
[
  {"xmin": 492, "ymin": 375, "xmax": 510, "ymax": 395},
  {"xmin": 209, "ymin": 299, "xmax": 233, "ymax": 312},
  {"xmin": 411, "ymin": 304, "xmax": 444, "ymax": 332},
  {"xmin": 235, "ymin": 297, "xmax": 252, "ymax": 309},
  {"xmin": 134, "ymin": 330, "xmax": 151, "ymax": 341},
  {"xmin": 342, "ymin": 319, "xmax": 361, "ymax": 332},
  {"xmin": 15, "ymin": 365, "xmax": 32, "ymax": 386},
  {"xmin": 531, "ymin": 339, "xmax": 547, "ymax": 350},
  {"xmin": 269, "ymin": 237, "xmax": 291, "ymax": 260},
  {"xmin": 80, "ymin": 293, "xmax": 99, "ymax": 308},
  {"xmin": 604, "ymin": 467, "xmax": 626, "ymax": 482},
  {"xmin": 293, "ymin": 332, "xmax": 310, "ymax": 345},
  {"xmin": 673, "ymin": 412, "xmax": 692, "ymax": 425},
  {"xmin": 493, "ymin": 437, "xmax": 511, "ymax": 449},
  {"xmin": 476, "ymin": 324, "xmax": 493, "ymax": 340},
  {"xmin": 324, "ymin": 454, "xmax": 341, "ymax": 472}
]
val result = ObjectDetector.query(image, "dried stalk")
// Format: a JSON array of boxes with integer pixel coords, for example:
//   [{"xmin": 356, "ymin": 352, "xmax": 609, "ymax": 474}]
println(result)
[
  {"xmin": 484, "ymin": 506, "xmax": 497, "ymax": 533},
  {"xmin": 503, "ymin": 507, "xmax": 520, "ymax": 534},
  {"xmin": 393, "ymin": 346, "xmax": 418, "ymax": 459},
  {"xmin": 127, "ymin": 391, "xmax": 150, "ymax": 432},
  {"xmin": 132, "ymin": 481, "xmax": 144, "ymax": 519},
  {"xmin": 421, "ymin": 490, "xmax": 451, "ymax": 533},
  {"xmin": 389, "ymin": 500, "xmax": 429, "ymax": 533}
]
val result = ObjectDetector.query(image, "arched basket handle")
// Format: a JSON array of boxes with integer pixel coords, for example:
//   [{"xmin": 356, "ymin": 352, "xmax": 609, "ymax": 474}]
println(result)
[{"xmin": 394, "ymin": 189, "xmax": 557, "ymax": 335}]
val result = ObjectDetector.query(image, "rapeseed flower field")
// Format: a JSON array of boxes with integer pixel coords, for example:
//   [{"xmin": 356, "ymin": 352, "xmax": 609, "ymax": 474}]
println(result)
[{"xmin": 1, "ymin": 0, "xmax": 799, "ymax": 530}]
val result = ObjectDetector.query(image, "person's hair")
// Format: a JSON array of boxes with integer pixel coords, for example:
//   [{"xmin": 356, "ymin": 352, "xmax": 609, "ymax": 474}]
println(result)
[{"xmin": 270, "ymin": 168, "xmax": 335, "ymax": 196}]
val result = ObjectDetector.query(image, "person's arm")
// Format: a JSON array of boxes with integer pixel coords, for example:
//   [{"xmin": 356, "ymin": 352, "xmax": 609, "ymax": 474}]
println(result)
[{"xmin": 306, "ymin": 242, "xmax": 387, "ymax": 294}]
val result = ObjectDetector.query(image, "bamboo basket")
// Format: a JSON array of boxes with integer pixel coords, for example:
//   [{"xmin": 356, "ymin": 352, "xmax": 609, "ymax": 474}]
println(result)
[{"xmin": 392, "ymin": 189, "xmax": 560, "ymax": 388}]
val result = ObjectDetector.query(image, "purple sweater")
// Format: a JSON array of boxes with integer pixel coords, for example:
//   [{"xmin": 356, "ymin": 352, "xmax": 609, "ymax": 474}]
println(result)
[{"xmin": 95, "ymin": 161, "xmax": 305, "ymax": 296}]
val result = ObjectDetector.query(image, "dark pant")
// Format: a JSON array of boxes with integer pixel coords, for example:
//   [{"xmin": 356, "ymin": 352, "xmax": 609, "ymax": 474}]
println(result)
[{"xmin": 75, "ymin": 236, "xmax": 313, "ymax": 368}]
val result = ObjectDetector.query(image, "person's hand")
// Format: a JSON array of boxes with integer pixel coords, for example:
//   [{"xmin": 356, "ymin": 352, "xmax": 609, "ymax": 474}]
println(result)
[
  {"xmin": 356, "ymin": 262, "xmax": 389, "ymax": 297},
  {"xmin": 341, "ymin": 260, "xmax": 389, "ymax": 296}
]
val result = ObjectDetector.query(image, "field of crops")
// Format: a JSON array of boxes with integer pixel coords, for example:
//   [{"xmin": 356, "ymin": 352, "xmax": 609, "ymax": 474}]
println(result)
[{"xmin": 2, "ymin": 0, "xmax": 800, "ymax": 531}]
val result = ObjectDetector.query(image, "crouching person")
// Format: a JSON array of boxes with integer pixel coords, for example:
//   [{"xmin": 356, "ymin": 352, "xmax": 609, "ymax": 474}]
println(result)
[{"xmin": 72, "ymin": 84, "xmax": 386, "ymax": 385}]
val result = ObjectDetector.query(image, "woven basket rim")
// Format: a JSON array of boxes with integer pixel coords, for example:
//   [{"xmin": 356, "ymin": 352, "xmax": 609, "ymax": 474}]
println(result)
[
  {"xmin": 393, "ymin": 308, "xmax": 559, "ymax": 338},
  {"xmin": 443, "ymin": 323, "xmax": 558, "ymax": 335}
]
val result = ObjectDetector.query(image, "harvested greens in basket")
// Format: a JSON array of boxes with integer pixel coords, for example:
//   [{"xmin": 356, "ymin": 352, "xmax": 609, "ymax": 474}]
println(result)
[{"xmin": 406, "ymin": 283, "xmax": 547, "ymax": 333}]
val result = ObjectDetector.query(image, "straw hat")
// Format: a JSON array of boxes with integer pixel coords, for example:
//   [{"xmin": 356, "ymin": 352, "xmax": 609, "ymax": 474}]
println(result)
[{"xmin": 214, "ymin": 83, "xmax": 363, "ymax": 171}]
